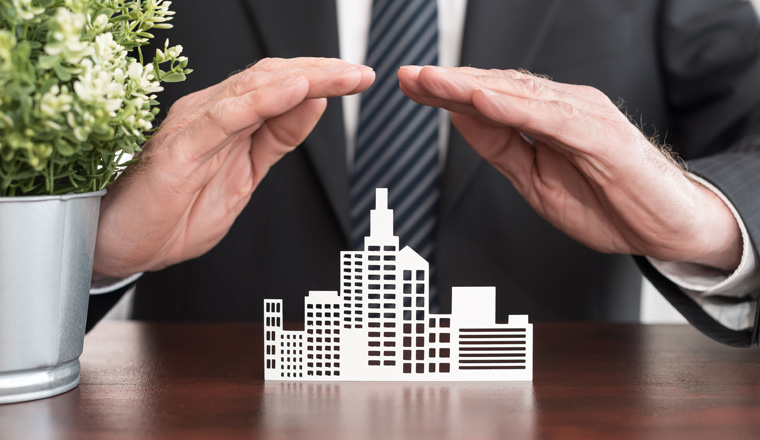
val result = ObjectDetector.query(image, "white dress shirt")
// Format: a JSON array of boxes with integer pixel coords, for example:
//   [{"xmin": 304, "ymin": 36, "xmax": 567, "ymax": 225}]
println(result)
[{"xmin": 335, "ymin": 0, "xmax": 760, "ymax": 330}]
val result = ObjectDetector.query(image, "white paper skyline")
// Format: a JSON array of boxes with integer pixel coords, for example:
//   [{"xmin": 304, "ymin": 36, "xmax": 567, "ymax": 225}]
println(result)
[{"xmin": 264, "ymin": 188, "xmax": 533, "ymax": 381}]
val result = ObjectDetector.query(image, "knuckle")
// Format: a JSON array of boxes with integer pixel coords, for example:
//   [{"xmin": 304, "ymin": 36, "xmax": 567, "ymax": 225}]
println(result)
[
  {"xmin": 578, "ymin": 85, "xmax": 610, "ymax": 103},
  {"xmin": 554, "ymin": 100, "xmax": 577, "ymax": 119},
  {"xmin": 520, "ymin": 77, "xmax": 550, "ymax": 98},
  {"xmin": 501, "ymin": 69, "xmax": 521, "ymax": 78},
  {"xmin": 254, "ymin": 57, "xmax": 283, "ymax": 70},
  {"xmin": 550, "ymin": 100, "xmax": 578, "ymax": 139}
]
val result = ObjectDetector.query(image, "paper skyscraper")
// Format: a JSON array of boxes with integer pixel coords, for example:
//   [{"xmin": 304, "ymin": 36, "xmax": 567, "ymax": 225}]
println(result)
[{"xmin": 264, "ymin": 189, "xmax": 533, "ymax": 381}]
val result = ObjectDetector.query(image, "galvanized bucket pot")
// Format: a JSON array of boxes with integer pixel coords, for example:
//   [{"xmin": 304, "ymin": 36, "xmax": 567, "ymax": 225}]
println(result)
[{"xmin": 0, "ymin": 190, "xmax": 105, "ymax": 404}]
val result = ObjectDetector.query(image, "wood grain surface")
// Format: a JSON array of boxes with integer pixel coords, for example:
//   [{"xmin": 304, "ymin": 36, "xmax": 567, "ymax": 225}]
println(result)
[{"xmin": 1, "ymin": 321, "xmax": 759, "ymax": 440}]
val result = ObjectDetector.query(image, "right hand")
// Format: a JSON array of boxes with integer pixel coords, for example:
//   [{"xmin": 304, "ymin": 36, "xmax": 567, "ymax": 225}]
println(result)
[{"xmin": 93, "ymin": 57, "xmax": 375, "ymax": 279}]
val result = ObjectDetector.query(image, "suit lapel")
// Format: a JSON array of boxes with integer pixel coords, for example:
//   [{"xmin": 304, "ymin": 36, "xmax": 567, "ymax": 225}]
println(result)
[
  {"xmin": 241, "ymin": 0, "xmax": 351, "ymax": 244},
  {"xmin": 440, "ymin": 0, "xmax": 564, "ymax": 219}
]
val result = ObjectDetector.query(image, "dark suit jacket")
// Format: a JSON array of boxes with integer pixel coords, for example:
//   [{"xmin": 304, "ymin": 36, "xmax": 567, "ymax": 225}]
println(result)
[{"xmin": 90, "ymin": 0, "xmax": 760, "ymax": 346}]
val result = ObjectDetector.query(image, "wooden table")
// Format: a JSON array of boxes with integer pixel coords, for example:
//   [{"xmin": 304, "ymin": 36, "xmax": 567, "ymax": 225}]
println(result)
[{"xmin": 1, "ymin": 322, "xmax": 759, "ymax": 440}]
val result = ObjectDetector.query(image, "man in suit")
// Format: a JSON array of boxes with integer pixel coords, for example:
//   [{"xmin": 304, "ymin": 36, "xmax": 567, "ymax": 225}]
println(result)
[{"xmin": 90, "ymin": 0, "xmax": 760, "ymax": 346}]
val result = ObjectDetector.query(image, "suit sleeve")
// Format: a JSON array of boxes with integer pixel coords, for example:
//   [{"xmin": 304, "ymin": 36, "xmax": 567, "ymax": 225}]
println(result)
[{"xmin": 638, "ymin": 0, "xmax": 760, "ymax": 346}]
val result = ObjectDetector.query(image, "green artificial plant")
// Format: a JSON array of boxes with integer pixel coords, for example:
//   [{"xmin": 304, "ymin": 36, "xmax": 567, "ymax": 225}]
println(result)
[{"xmin": 0, "ymin": 0, "xmax": 190, "ymax": 196}]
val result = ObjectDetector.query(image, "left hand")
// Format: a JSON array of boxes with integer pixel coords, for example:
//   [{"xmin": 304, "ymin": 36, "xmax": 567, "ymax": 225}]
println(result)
[{"xmin": 398, "ymin": 66, "xmax": 742, "ymax": 271}]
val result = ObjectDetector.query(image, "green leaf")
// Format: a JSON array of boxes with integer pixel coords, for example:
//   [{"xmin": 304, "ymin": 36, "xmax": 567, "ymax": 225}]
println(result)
[
  {"xmin": 161, "ymin": 72, "xmax": 186, "ymax": 82},
  {"xmin": 57, "ymin": 142, "xmax": 75, "ymax": 156},
  {"xmin": 53, "ymin": 65, "xmax": 71, "ymax": 82},
  {"xmin": 39, "ymin": 54, "xmax": 60, "ymax": 70}
]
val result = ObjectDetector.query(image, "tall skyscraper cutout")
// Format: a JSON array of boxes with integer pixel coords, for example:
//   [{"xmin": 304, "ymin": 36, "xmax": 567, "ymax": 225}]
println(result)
[{"xmin": 264, "ymin": 189, "xmax": 533, "ymax": 381}]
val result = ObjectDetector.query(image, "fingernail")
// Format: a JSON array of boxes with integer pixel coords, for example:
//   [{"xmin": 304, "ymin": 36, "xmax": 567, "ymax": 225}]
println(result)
[
  {"xmin": 400, "ymin": 65, "xmax": 423, "ymax": 73},
  {"xmin": 481, "ymin": 89, "xmax": 498, "ymax": 96},
  {"xmin": 358, "ymin": 65, "xmax": 374, "ymax": 71}
]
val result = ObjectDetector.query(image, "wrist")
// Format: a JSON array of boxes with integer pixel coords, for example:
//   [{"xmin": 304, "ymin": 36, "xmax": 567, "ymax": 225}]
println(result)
[{"xmin": 682, "ymin": 179, "xmax": 742, "ymax": 272}]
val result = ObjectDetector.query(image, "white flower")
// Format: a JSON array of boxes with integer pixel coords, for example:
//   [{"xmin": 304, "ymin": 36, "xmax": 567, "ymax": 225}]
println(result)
[
  {"xmin": 40, "ymin": 85, "xmax": 74, "ymax": 117},
  {"xmin": 44, "ymin": 8, "xmax": 93, "ymax": 64},
  {"xmin": 14, "ymin": 0, "xmax": 45, "ymax": 21}
]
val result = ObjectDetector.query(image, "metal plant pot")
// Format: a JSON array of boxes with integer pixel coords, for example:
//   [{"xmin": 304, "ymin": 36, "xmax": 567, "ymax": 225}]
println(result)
[{"xmin": 0, "ymin": 190, "xmax": 105, "ymax": 404}]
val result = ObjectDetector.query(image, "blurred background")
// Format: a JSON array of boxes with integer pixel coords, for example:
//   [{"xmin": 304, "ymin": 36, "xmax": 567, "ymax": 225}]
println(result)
[{"xmin": 103, "ymin": 1, "xmax": 760, "ymax": 326}]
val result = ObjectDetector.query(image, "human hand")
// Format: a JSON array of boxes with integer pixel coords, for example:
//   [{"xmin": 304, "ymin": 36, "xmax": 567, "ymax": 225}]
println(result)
[
  {"xmin": 398, "ymin": 66, "xmax": 741, "ymax": 271},
  {"xmin": 93, "ymin": 58, "xmax": 374, "ymax": 279}
]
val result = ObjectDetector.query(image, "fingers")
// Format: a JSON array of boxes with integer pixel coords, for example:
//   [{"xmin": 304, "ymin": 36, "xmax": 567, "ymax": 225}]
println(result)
[
  {"xmin": 400, "ymin": 65, "xmax": 607, "ymax": 111},
  {"xmin": 471, "ymin": 89, "xmax": 630, "ymax": 164},
  {"xmin": 400, "ymin": 65, "xmax": 632, "ymax": 161},
  {"xmin": 218, "ymin": 57, "xmax": 375, "ymax": 101},
  {"xmin": 177, "ymin": 76, "xmax": 312, "ymax": 164},
  {"xmin": 450, "ymin": 112, "xmax": 536, "ymax": 195}
]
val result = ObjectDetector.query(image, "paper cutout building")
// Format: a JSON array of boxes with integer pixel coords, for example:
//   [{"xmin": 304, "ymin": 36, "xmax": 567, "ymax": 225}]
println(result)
[{"xmin": 264, "ymin": 189, "xmax": 533, "ymax": 381}]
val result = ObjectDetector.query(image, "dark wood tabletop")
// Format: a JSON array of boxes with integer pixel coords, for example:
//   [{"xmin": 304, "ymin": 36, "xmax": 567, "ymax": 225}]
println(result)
[{"xmin": 1, "ymin": 321, "xmax": 759, "ymax": 440}]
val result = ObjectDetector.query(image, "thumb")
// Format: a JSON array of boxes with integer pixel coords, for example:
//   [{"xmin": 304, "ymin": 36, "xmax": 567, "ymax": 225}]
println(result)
[{"xmin": 248, "ymin": 97, "xmax": 328, "ymax": 180}]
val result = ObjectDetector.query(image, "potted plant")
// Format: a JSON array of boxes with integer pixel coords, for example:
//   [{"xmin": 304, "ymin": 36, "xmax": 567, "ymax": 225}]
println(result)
[{"xmin": 0, "ymin": 0, "xmax": 190, "ymax": 404}]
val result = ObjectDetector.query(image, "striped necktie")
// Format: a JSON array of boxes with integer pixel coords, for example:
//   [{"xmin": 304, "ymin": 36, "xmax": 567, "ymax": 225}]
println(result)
[{"xmin": 350, "ymin": 0, "xmax": 440, "ymax": 281}]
